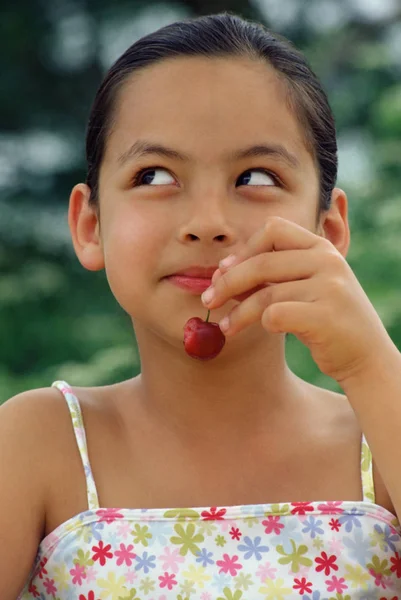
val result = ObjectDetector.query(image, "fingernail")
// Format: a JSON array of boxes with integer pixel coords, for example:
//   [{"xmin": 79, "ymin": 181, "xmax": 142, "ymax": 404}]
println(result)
[
  {"xmin": 212, "ymin": 269, "xmax": 221, "ymax": 283},
  {"xmin": 202, "ymin": 287, "xmax": 215, "ymax": 305},
  {"xmin": 219, "ymin": 255, "xmax": 236, "ymax": 269},
  {"xmin": 219, "ymin": 316, "xmax": 230, "ymax": 332}
]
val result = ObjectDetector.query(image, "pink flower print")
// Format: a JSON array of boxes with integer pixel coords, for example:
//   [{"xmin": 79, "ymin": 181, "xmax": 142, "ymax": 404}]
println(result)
[
  {"xmin": 370, "ymin": 571, "xmax": 385, "ymax": 588},
  {"xmin": 125, "ymin": 569, "xmax": 137, "ymax": 584},
  {"xmin": 85, "ymin": 566, "xmax": 98, "ymax": 583},
  {"xmin": 115, "ymin": 543, "xmax": 136, "ymax": 566},
  {"xmin": 220, "ymin": 518, "xmax": 237, "ymax": 532},
  {"xmin": 298, "ymin": 565, "xmax": 312, "ymax": 578},
  {"xmin": 201, "ymin": 507, "xmax": 227, "ymax": 520},
  {"xmin": 70, "ymin": 563, "xmax": 87, "ymax": 585},
  {"xmin": 328, "ymin": 537, "xmax": 344, "ymax": 555},
  {"xmin": 216, "ymin": 553, "xmax": 243, "ymax": 576},
  {"xmin": 45, "ymin": 531, "xmax": 61, "ymax": 547},
  {"xmin": 317, "ymin": 501, "xmax": 344, "ymax": 514},
  {"xmin": 43, "ymin": 578, "xmax": 57, "ymax": 595},
  {"xmin": 383, "ymin": 575, "xmax": 398, "ymax": 590},
  {"xmin": 158, "ymin": 572, "xmax": 178, "ymax": 590},
  {"xmin": 325, "ymin": 575, "xmax": 348, "ymax": 593},
  {"xmin": 262, "ymin": 516, "xmax": 284, "ymax": 535},
  {"xmin": 256, "ymin": 561, "xmax": 277, "ymax": 581},
  {"xmin": 201, "ymin": 593, "xmax": 212, "ymax": 600},
  {"xmin": 229, "ymin": 526, "xmax": 242, "ymax": 540},
  {"xmin": 293, "ymin": 577, "xmax": 312, "ymax": 594},
  {"xmin": 96, "ymin": 507, "xmax": 124, "ymax": 523},
  {"xmin": 315, "ymin": 552, "xmax": 338, "ymax": 576},
  {"xmin": 92, "ymin": 540, "xmax": 113, "ymax": 565},
  {"xmin": 369, "ymin": 571, "xmax": 391, "ymax": 589},
  {"xmin": 159, "ymin": 546, "xmax": 185, "ymax": 573},
  {"xmin": 117, "ymin": 520, "xmax": 132, "ymax": 538},
  {"xmin": 371, "ymin": 508, "xmax": 388, "ymax": 521},
  {"xmin": 291, "ymin": 502, "xmax": 314, "ymax": 515}
]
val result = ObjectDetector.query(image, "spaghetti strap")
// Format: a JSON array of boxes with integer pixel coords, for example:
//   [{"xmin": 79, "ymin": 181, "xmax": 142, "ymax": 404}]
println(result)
[
  {"xmin": 361, "ymin": 432, "xmax": 375, "ymax": 504},
  {"xmin": 52, "ymin": 380, "xmax": 100, "ymax": 511}
]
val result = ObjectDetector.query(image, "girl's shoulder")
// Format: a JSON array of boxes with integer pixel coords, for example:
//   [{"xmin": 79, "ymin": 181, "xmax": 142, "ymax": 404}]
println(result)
[
  {"xmin": 301, "ymin": 380, "xmax": 395, "ymax": 516},
  {"xmin": 0, "ymin": 385, "xmax": 79, "ymax": 446},
  {"xmin": 0, "ymin": 386, "xmax": 67, "ymax": 597},
  {"xmin": 1, "ymin": 380, "xmax": 131, "ymax": 500},
  {"xmin": 10, "ymin": 380, "xmax": 136, "ymax": 540},
  {"xmin": 1, "ymin": 382, "xmax": 123, "ymax": 452}
]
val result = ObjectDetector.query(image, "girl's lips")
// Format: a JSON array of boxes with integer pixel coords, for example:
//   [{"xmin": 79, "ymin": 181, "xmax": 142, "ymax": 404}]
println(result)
[{"xmin": 166, "ymin": 275, "xmax": 212, "ymax": 293}]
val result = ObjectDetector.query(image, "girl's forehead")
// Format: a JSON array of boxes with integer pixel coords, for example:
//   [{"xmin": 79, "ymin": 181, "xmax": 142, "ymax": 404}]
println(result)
[
  {"xmin": 107, "ymin": 56, "xmax": 310, "ymax": 165},
  {"xmin": 117, "ymin": 56, "xmax": 289, "ymax": 121}
]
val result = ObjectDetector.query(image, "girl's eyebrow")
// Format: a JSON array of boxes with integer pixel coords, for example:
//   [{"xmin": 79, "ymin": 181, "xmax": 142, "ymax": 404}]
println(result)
[{"xmin": 118, "ymin": 139, "xmax": 300, "ymax": 169}]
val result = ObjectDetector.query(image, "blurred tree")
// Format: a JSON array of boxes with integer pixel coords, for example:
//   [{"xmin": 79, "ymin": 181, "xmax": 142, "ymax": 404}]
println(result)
[
  {"xmin": 0, "ymin": 0, "xmax": 400, "ymax": 403},
  {"xmin": 183, "ymin": 0, "xmax": 259, "ymax": 17}
]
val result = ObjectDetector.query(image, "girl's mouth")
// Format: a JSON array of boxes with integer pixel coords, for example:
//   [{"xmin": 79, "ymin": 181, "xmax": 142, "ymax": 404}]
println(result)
[{"xmin": 165, "ymin": 275, "xmax": 213, "ymax": 294}]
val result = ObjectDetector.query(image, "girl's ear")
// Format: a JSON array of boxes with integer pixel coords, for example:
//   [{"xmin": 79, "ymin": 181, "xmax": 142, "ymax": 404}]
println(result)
[
  {"xmin": 68, "ymin": 183, "xmax": 105, "ymax": 271},
  {"xmin": 318, "ymin": 187, "xmax": 350, "ymax": 258}
]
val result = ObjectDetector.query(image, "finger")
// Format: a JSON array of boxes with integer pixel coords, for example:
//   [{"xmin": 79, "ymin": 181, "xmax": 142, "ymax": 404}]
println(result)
[
  {"xmin": 220, "ymin": 279, "xmax": 316, "ymax": 336},
  {"xmin": 261, "ymin": 301, "xmax": 325, "ymax": 336},
  {"xmin": 203, "ymin": 249, "xmax": 318, "ymax": 309},
  {"xmin": 218, "ymin": 217, "xmax": 322, "ymax": 274},
  {"xmin": 211, "ymin": 268, "xmax": 222, "ymax": 285}
]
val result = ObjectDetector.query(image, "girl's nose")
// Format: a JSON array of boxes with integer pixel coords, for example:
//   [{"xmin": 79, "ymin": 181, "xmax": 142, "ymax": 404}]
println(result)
[{"xmin": 177, "ymin": 191, "xmax": 237, "ymax": 246}]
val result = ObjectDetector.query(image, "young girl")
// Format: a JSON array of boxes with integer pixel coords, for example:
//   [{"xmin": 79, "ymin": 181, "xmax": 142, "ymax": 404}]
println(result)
[{"xmin": 4, "ymin": 11, "xmax": 401, "ymax": 600}]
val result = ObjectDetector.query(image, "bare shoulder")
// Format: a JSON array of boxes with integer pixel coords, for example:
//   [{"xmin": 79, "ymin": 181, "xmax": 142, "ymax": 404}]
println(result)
[
  {"xmin": 2, "ymin": 380, "xmax": 126, "ymax": 439},
  {"xmin": 302, "ymin": 380, "xmax": 396, "ymax": 517},
  {"xmin": 0, "ymin": 384, "xmax": 89, "ymax": 456},
  {"xmin": 0, "ymin": 385, "xmax": 79, "ymax": 494},
  {"xmin": 0, "ymin": 386, "xmax": 74, "ymax": 598},
  {"xmin": 297, "ymin": 378, "xmax": 360, "ymax": 441},
  {"xmin": 2, "ymin": 384, "xmax": 74, "ymax": 426}
]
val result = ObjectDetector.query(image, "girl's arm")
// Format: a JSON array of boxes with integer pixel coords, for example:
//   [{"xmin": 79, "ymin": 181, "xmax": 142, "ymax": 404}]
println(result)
[
  {"xmin": 340, "ymin": 343, "xmax": 401, "ymax": 521},
  {"xmin": 204, "ymin": 217, "xmax": 401, "ymax": 519},
  {"xmin": 0, "ymin": 390, "xmax": 49, "ymax": 598}
]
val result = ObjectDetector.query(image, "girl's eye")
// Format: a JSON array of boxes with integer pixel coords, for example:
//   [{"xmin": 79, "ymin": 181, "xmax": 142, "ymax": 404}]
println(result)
[
  {"xmin": 132, "ymin": 167, "xmax": 175, "ymax": 186},
  {"xmin": 236, "ymin": 169, "xmax": 279, "ymax": 187},
  {"xmin": 131, "ymin": 167, "xmax": 280, "ymax": 188}
]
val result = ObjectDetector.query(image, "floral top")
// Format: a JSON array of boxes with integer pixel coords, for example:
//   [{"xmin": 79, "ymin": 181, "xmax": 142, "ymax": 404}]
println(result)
[{"xmin": 18, "ymin": 380, "xmax": 401, "ymax": 600}]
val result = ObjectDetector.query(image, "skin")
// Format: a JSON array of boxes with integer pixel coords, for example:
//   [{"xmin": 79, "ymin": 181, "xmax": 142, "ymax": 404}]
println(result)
[{"xmin": 69, "ymin": 58, "xmax": 366, "ymax": 454}]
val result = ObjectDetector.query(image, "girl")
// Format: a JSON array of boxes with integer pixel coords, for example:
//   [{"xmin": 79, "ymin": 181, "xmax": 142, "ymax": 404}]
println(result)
[{"xmin": 3, "ymin": 11, "xmax": 401, "ymax": 600}]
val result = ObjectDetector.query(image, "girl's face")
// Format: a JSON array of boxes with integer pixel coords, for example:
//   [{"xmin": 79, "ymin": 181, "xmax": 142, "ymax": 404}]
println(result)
[{"xmin": 96, "ymin": 56, "xmax": 322, "ymax": 347}]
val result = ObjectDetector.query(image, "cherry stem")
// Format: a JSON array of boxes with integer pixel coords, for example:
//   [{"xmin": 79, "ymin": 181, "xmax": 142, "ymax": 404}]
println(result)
[{"xmin": 205, "ymin": 309, "xmax": 210, "ymax": 323}]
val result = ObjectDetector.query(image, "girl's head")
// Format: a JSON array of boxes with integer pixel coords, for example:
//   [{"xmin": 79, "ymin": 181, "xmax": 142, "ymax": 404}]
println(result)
[
  {"xmin": 70, "ymin": 12, "xmax": 348, "ymax": 357},
  {"xmin": 85, "ymin": 12, "xmax": 338, "ymax": 217}
]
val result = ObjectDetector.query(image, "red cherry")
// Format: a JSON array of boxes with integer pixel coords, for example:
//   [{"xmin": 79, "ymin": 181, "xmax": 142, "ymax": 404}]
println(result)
[{"xmin": 183, "ymin": 310, "xmax": 226, "ymax": 360}]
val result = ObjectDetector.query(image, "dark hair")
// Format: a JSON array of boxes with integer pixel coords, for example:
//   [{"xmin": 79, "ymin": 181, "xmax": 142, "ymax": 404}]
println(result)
[{"xmin": 86, "ymin": 12, "xmax": 337, "ymax": 215}]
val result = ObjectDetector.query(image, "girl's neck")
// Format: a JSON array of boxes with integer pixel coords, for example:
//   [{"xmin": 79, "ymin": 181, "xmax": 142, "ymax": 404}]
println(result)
[{"xmin": 130, "ymin": 326, "xmax": 305, "ymax": 441}]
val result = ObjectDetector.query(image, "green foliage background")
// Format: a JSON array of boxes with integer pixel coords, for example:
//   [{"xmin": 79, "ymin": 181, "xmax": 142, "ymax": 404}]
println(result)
[{"xmin": 1, "ymin": 0, "xmax": 400, "ymax": 403}]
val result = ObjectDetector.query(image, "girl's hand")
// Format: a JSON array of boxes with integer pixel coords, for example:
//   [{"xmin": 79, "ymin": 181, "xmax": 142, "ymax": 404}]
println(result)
[{"xmin": 201, "ymin": 216, "xmax": 393, "ymax": 386}]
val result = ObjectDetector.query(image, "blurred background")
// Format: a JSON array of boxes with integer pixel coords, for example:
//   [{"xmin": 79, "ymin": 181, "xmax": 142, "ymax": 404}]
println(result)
[{"xmin": 1, "ymin": 0, "xmax": 400, "ymax": 404}]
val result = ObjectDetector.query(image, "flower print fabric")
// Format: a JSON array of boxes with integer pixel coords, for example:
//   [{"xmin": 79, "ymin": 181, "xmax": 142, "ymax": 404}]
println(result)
[{"xmin": 18, "ymin": 380, "xmax": 401, "ymax": 599}]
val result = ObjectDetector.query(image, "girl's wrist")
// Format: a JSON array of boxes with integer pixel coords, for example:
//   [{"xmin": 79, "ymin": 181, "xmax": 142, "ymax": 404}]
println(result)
[{"xmin": 338, "ymin": 338, "xmax": 401, "ymax": 397}]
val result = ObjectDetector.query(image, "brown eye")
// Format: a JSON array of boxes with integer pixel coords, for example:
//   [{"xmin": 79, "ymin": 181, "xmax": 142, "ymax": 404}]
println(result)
[
  {"xmin": 132, "ymin": 167, "xmax": 175, "ymax": 186},
  {"xmin": 237, "ymin": 169, "xmax": 279, "ymax": 187}
]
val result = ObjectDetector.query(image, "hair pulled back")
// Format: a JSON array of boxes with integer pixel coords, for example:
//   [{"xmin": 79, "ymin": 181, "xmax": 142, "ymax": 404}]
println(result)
[{"xmin": 86, "ymin": 12, "xmax": 337, "ymax": 213}]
